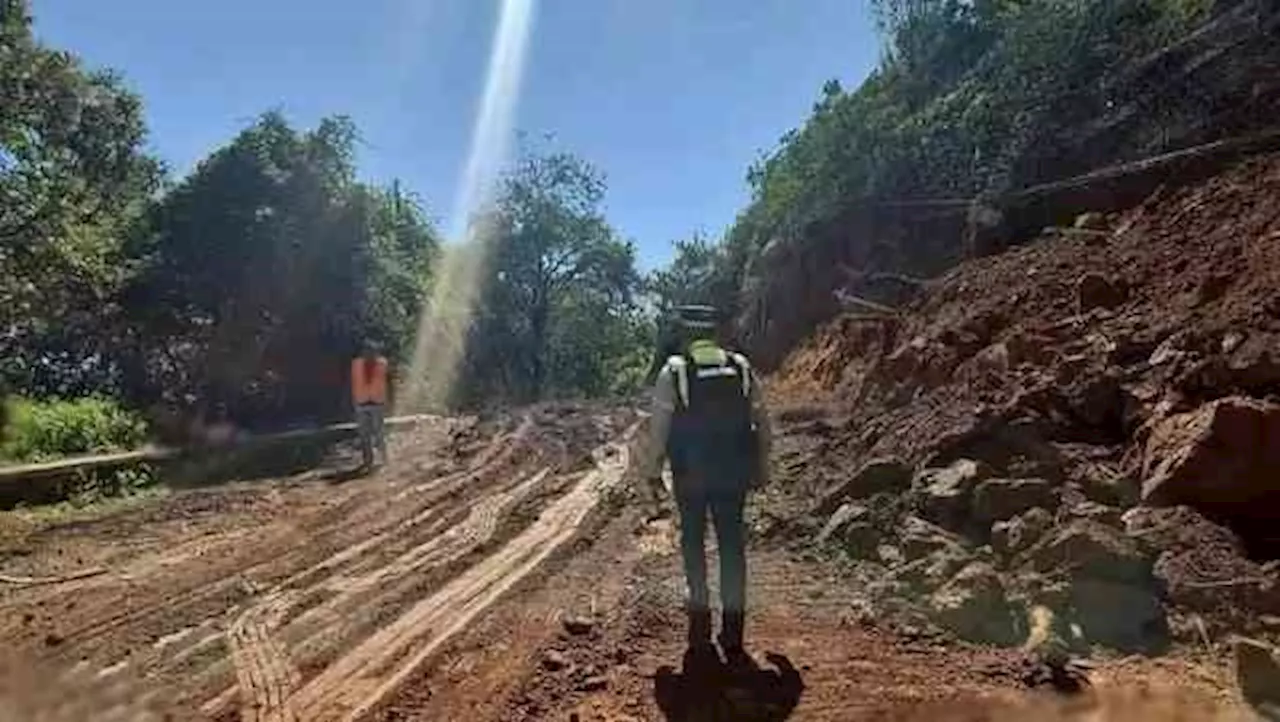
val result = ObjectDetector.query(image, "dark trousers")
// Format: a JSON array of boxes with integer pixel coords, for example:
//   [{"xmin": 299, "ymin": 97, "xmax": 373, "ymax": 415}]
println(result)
[{"xmin": 676, "ymin": 486, "xmax": 747, "ymax": 614}]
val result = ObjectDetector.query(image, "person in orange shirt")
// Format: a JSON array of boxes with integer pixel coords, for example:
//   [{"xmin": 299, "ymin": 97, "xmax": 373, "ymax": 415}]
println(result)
[{"xmin": 351, "ymin": 341, "xmax": 390, "ymax": 470}]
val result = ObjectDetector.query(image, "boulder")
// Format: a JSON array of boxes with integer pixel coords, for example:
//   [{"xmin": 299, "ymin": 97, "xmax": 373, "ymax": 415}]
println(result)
[
  {"xmin": 817, "ymin": 458, "xmax": 912, "ymax": 515},
  {"xmin": 899, "ymin": 515, "xmax": 966, "ymax": 560},
  {"xmin": 877, "ymin": 544, "xmax": 906, "ymax": 567},
  {"xmin": 1068, "ymin": 578, "xmax": 1167, "ymax": 652},
  {"xmin": 1142, "ymin": 398, "xmax": 1280, "ymax": 531},
  {"xmin": 1076, "ymin": 273, "xmax": 1127, "ymax": 312},
  {"xmin": 928, "ymin": 562, "xmax": 1022, "ymax": 646},
  {"xmin": 815, "ymin": 502, "xmax": 870, "ymax": 546},
  {"xmin": 914, "ymin": 459, "xmax": 989, "ymax": 531},
  {"xmin": 840, "ymin": 523, "xmax": 885, "ymax": 558},
  {"xmin": 893, "ymin": 545, "xmax": 974, "ymax": 590},
  {"xmin": 972, "ymin": 478, "xmax": 1057, "ymax": 523},
  {"xmin": 1025, "ymin": 520, "xmax": 1151, "ymax": 585},
  {"xmin": 1078, "ymin": 467, "xmax": 1139, "ymax": 508},
  {"xmin": 1236, "ymin": 637, "xmax": 1280, "ymax": 716},
  {"xmin": 1074, "ymin": 212, "xmax": 1107, "ymax": 231},
  {"xmin": 992, "ymin": 507, "xmax": 1053, "ymax": 557},
  {"xmin": 1068, "ymin": 500, "xmax": 1124, "ymax": 528}
]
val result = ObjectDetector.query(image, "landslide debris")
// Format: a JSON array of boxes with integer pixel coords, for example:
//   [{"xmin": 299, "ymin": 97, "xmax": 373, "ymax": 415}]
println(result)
[{"xmin": 768, "ymin": 153, "xmax": 1280, "ymax": 659}]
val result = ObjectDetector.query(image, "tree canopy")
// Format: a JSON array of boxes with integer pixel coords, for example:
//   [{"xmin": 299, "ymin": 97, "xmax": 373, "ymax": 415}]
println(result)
[
  {"xmin": 1, "ymin": 0, "xmax": 161, "ymax": 398},
  {"xmin": 123, "ymin": 112, "xmax": 440, "ymax": 427},
  {"xmin": 454, "ymin": 150, "xmax": 647, "ymax": 406}
]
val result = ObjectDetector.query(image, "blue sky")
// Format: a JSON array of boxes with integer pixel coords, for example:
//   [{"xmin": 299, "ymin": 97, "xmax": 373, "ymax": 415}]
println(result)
[{"xmin": 33, "ymin": 0, "xmax": 880, "ymax": 268}]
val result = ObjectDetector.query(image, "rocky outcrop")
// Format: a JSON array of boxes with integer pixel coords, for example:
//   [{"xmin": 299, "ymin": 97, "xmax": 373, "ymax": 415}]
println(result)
[
  {"xmin": 1020, "ymin": 520, "xmax": 1167, "ymax": 652},
  {"xmin": 972, "ymin": 478, "xmax": 1057, "ymax": 523},
  {"xmin": 913, "ymin": 459, "xmax": 989, "ymax": 532},
  {"xmin": 927, "ymin": 562, "xmax": 1022, "ymax": 646},
  {"xmin": 1142, "ymin": 397, "xmax": 1280, "ymax": 552},
  {"xmin": 816, "ymin": 458, "xmax": 912, "ymax": 515},
  {"xmin": 1236, "ymin": 637, "xmax": 1280, "ymax": 718},
  {"xmin": 992, "ymin": 507, "xmax": 1053, "ymax": 558}
]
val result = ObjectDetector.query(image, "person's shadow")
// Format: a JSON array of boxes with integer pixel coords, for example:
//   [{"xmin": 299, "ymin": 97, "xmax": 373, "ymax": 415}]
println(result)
[{"xmin": 653, "ymin": 649, "xmax": 804, "ymax": 722}]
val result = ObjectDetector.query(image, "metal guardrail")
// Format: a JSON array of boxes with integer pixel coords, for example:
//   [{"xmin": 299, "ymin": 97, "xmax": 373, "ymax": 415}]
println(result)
[{"xmin": 0, "ymin": 413, "xmax": 440, "ymax": 485}]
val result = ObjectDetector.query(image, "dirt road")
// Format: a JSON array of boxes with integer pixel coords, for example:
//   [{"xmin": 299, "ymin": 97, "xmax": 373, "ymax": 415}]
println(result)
[{"xmin": 0, "ymin": 405, "xmax": 1253, "ymax": 721}]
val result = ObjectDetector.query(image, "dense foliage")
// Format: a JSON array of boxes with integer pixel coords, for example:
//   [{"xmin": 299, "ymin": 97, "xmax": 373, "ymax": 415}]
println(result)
[
  {"xmin": 653, "ymin": 0, "xmax": 1217, "ymax": 325},
  {"xmin": 455, "ymin": 151, "xmax": 648, "ymax": 406},
  {"xmin": 1, "ymin": 0, "xmax": 161, "ymax": 399},
  {"xmin": 122, "ymin": 113, "xmax": 440, "ymax": 428},
  {"xmin": 0, "ymin": 396, "xmax": 147, "ymax": 463}
]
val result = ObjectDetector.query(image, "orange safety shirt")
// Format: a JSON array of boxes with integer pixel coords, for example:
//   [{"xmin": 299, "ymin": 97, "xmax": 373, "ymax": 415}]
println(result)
[{"xmin": 351, "ymin": 356, "xmax": 389, "ymax": 405}]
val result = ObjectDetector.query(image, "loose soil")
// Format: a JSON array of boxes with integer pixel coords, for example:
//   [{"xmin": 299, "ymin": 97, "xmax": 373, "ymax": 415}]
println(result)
[{"xmin": 0, "ymin": 400, "xmax": 1254, "ymax": 720}]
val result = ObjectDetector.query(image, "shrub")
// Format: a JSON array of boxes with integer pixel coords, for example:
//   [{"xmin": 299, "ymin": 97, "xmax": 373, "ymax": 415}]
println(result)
[{"xmin": 0, "ymin": 396, "xmax": 149, "ymax": 463}]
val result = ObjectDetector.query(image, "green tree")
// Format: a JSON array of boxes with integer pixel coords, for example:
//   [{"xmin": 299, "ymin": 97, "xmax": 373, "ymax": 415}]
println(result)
[
  {"xmin": 125, "ymin": 113, "xmax": 438, "ymax": 426},
  {"xmin": 0, "ymin": 0, "xmax": 162, "ymax": 397},
  {"xmin": 456, "ymin": 150, "xmax": 645, "ymax": 405}
]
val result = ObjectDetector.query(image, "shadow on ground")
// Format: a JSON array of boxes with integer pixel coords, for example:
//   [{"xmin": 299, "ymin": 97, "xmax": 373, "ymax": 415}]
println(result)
[{"xmin": 654, "ymin": 650, "xmax": 804, "ymax": 722}]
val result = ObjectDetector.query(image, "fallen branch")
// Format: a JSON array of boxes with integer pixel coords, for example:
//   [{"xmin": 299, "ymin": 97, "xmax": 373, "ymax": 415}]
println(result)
[{"xmin": 0, "ymin": 567, "xmax": 108, "ymax": 586}]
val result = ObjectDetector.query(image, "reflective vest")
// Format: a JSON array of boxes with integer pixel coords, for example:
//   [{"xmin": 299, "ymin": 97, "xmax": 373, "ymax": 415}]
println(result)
[
  {"xmin": 351, "ymin": 356, "xmax": 389, "ymax": 405},
  {"xmin": 664, "ymin": 339, "xmax": 755, "ymax": 486}
]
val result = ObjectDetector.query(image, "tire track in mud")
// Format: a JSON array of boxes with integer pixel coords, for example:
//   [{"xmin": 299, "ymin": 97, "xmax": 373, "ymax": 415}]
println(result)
[
  {"xmin": 29, "ymin": 418, "xmax": 516, "ymax": 653},
  {"xmin": 228, "ymin": 591, "xmax": 302, "ymax": 722},
  {"xmin": 288, "ymin": 425, "xmax": 638, "ymax": 722},
  {"xmin": 205, "ymin": 467, "xmax": 557, "ymax": 719},
  {"xmin": 0, "ymin": 418, "xmax": 530, "ymax": 711}
]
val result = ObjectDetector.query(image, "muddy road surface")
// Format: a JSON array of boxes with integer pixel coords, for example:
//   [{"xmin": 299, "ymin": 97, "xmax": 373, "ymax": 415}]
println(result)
[{"xmin": 0, "ymin": 404, "xmax": 1254, "ymax": 721}]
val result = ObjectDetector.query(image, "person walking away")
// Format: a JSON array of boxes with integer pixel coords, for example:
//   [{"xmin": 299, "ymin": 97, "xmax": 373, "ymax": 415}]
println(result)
[
  {"xmin": 351, "ymin": 342, "xmax": 390, "ymax": 470},
  {"xmin": 640, "ymin": 304, "xmax": 772, "ymax": 663}
]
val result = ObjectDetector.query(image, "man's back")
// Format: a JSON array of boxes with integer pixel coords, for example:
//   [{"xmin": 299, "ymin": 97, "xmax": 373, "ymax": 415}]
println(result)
[{"xmin": 351, "ymin": 356, "xmax": 388, "ymax": 406}]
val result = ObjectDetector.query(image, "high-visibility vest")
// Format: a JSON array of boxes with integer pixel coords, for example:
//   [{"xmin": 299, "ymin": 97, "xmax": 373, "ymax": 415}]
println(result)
[{"xmin": 351, "ymin": 356, "xmax": 389, "ymax": 405}]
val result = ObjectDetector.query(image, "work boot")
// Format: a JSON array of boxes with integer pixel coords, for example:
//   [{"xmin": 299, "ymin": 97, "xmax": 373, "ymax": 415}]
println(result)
[
  {"xmin": 719, "ymin": 610, "xmax": 749, "ymax": 666},
  {"xmin": 684, "ymin": 606, "xmax": 718, "ymax": 674},
  {"xmin": 687, "ymin": 606, "xmax": 713, "ymax": 649}
]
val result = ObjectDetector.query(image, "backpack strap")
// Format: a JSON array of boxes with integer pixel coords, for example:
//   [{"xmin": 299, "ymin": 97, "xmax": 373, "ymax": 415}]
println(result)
[
  {"xmin": 665, "ymin": 355, "xmax": 690, "ymax": 408},
  {"xmin": 728, "ymin": 352, "xmax": 752, "ymax": 399}
]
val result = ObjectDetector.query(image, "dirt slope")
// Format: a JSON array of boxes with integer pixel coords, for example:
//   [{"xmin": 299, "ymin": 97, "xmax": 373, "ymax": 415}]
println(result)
[
  {"xmin": 765, "ymin": 153, "xmax": 1280, "ymax": 656},
  {"xmin": 773, "ymin": 152, "xmax": 1280, "ymax": 522}
]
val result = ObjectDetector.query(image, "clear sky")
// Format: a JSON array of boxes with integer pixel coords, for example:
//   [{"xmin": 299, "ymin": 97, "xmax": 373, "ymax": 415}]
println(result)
[{"xmin": 32, "ymin": 0, "xmax": 880, "ymax": 268}]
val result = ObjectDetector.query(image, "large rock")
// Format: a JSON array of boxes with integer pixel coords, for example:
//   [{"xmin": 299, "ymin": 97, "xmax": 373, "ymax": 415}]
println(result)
[
  {"xmin": 1142, "ymin": 397, "xmax": 1280, "ymax": 523},
  {"xmin": 815, "ymin": 503, "xmax": 883, "ymax": 556},
  {"xmin": 893, "ymin": 545, "xmax": 974, "ymax": 590},
  {"xmin": 816, "ymin": 502, "xmax": 869, "ymax": 546},
  {"xmin": 817, "ymin": 458, "xmax": 912, "ymax": 515},
  {"xmin": 1025, "ymin": 520, "xmax": 1151, "ymax": 585},
  {"xmin": 1068, "ymin": 578, "xmax": 1167, "ymax": 653},
  {"xmin": 992, "ymin": 507, "xmax": 1053, "ymax": 557},
  {"xmin": 972, "ymin": 478, "xmax": 1057, "ymax": 523},
  {"xmin": 899, "ymin": 515, "xmax": 966, "ymax": 560},
  {"xmin": 1068, "ymin": 500, "xmax": 1124, "ymax": 528},
  {"xmin": 913, "ymin": 459, "xmax": 989, "ymax": 531},
  {"xmin": 1236, "ymin": 637, "xmax": 1280, "ymax": 717},
  {"xmin": 1023, "ymin": 519, "xmax": 1166, "ymax": 652},
  {"xmin": 1077, "ymin": 465, "xmax": 1139, "ymax": 508},
  {"xmin": 1076, "ymin": 273, "xmax": 1127, "ymax": 312},
  {"xmin": 927, "ymin": 562, "xmax": 1022, "ymax": 646}
]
